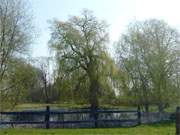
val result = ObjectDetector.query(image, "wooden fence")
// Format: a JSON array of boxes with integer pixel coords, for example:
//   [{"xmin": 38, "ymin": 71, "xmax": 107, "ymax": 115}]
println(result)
[
  {"xmin": 0, "ymin": 106, "xmax": 141, "ymax": 129},
  {"xmin": 176, "ymin": 107, "xmax": 180, "ymax": 135}
]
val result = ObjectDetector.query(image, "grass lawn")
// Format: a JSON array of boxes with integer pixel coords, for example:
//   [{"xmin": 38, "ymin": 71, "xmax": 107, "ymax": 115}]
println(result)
[
  {"xmin": 14, "ymin": 103, "xmax": 138, "ymax": 111},
  {"xmin": 13, "ymin": 103, "xmax": 177, "ymax": 113},
  {"xmin": 0, "ymin": 123, "xmax": 175, "ymax": 135}
]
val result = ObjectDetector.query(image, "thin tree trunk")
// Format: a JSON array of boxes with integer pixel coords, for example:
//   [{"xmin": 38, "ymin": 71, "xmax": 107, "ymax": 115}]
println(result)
[
  {"xmin": 144, "ymin": 104, "xmax": 149, "ymax": 113},
  {"xmin": 158, "ymin": 104, "xmax": 165, "ymax": 113}
]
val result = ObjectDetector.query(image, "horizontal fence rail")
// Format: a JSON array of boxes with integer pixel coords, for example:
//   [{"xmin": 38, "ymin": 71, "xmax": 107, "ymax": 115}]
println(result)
[{"xmin": 0, "ymin": 106, "xmax": 141, "ymax": 129}]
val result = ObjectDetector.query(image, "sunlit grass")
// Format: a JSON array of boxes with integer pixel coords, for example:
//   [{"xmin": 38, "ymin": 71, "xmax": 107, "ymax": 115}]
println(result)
[
  {"xmin": 0, "ymin": 122, "xmax": 175, "ymax": 135},
  {"xmin": 14, "ymin": 103, "xmax": 137, "ymax": 111}
]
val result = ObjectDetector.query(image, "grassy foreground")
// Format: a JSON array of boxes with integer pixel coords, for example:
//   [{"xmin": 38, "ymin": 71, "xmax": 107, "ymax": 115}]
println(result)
[{"xmin": 0, "ymin": 123, "xmax": 175, "ymax": 135}]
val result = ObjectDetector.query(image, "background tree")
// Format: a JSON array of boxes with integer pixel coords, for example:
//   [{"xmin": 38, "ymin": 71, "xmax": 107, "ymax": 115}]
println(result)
[
  {"xmin": 31, "ymin": 57, "xmax": 57, "ymax": 103},
  {"xmin": 0, "ymin": 58, "xmax": 37, "ymax": 110},
  {"xmin": 116, "ymin": 19, "xmax": 180, "ymax": 112},
  {"xmin": 0, "ymin": 0, "xmax": 33, "ymax": 110}
]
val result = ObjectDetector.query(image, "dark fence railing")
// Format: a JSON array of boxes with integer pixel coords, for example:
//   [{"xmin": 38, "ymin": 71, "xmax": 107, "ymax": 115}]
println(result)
[
  {"xmin": 0, "ymin": 106, "xmax": 141, "ymax": 129},
  {"xmin": 176, "ymin": 107, "xmax": 180, "ymax": 135}
]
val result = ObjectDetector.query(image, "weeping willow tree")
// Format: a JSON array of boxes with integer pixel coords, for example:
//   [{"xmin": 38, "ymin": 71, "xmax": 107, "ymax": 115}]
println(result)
[
  {"xmin": 49, "ymin": 10, "xmax": 118, "ymax": 109},
  {"xmin": 116, "ymin": 19, "xmax": 180, "ymax": 112}
]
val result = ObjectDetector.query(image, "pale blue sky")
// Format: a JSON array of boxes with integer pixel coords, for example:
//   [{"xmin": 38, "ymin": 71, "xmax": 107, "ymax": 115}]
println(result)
[{"xmin": 31, "ymin": 0, "xmax": 180, "ymax": 57}]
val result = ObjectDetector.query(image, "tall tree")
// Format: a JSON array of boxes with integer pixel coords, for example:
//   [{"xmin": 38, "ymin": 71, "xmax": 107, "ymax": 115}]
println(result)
[
  {"xmin": 49, "ymin": 10, "xmax": 109, "ymax": 110},
  {"xmin": 116, "ymin": 19, "xmax": 180, "ymax": 112},
  {"xmin": 0, "ymin": 0, "xmax": 33, "ymax": 110},
  {"xmin": 0, "ymin": 0, "xmax": 32, "ymax": 80}
]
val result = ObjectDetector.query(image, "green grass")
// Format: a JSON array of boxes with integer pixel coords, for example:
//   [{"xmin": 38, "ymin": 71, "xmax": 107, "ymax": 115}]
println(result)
[
  {"xmin": 14, "ymin": 103, "xmax": 137, "ymax": 111},
  {"xmin": 0, "ymin": 123, "xmax": 175, "ymax": 135},
  {"xmin": 13, "ymin": 103, "xmax": 178, "ymax": 113},
  {"xmin": 14, "ymin": 103, "xmax": 87, "ymax": 110}
]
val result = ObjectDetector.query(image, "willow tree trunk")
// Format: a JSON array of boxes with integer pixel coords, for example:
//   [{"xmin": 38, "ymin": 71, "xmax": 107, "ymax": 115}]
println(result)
[
  {"xmin": 87, "ymin": 61, "xmax": 100, "ymax": 110},
  {"xmin": 89, "ymin": 79, "xmax": 99, "ymax": 110},
  {"xmin": 89, "ymin": 76, "xmax": 99, "ymax": 128}
]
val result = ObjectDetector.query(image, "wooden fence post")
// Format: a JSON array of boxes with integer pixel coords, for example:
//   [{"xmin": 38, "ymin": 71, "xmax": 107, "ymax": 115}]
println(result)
[
  {"xmin": 176, "ymin": 107, "xmax": 180, "ymax": 135},
  {"xmin": 137, "ymin": 106, "xmax": 141, "ymax": 125},
  {"xmin": 91, "ymin": 107, "xmax": 98, "ymax": 128},
  {"xmin": 45, "ymin": 106, "xmax": 50, "ymax": 129},
  {"xmin": 62, "ymin": 113, "xmax": 64, "ymax": 128},
  {"xmin": 94, "ymin": 108, "xmax": 98, "ymax": 128}
]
